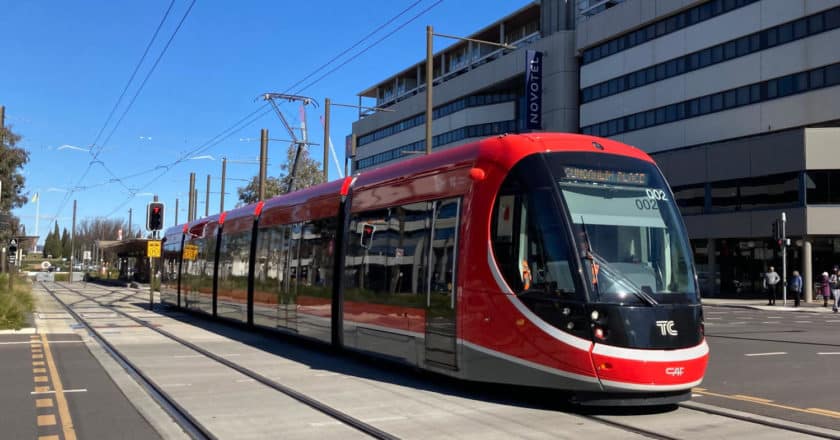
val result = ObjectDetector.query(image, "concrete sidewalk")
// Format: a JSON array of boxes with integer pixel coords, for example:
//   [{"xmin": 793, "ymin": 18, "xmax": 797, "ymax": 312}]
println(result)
[{"xmin": 702, "ymin": 297, "xmax": 839, "ymax": 313}]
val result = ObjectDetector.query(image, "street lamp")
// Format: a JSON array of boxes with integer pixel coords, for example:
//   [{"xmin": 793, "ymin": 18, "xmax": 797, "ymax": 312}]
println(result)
[{"xmin": 425, "ymin": 26, "xmax": 516, "ymax": 155}]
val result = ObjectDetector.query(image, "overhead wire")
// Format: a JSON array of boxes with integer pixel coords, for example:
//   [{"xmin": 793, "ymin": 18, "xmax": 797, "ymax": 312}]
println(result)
[
  {"xmin": 95, "ymin": 0, "xmax": 448, "ymax": 218},
  {"xmin": 51, "ymin": 0, "xmax": 195, "ymax": 222}
]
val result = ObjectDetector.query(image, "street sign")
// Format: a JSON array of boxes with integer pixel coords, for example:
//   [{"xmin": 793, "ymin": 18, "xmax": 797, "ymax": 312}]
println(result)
[
  {"xmin": 183, "ymin": 244, "xmax": 198, "ymax": 261},
  {"xmin": 147, "ymin": 240, "xmax": 162, "ymax": 258},
  {"xmin": 8, "ymin": 255, "xmax": 16, "ymax": 266}
]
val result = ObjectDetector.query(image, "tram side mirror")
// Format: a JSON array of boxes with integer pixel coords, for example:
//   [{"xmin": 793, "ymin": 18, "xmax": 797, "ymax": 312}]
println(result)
[{"xmin": 360, "ymin": 223, "xmax": 376, "ymax": 249}]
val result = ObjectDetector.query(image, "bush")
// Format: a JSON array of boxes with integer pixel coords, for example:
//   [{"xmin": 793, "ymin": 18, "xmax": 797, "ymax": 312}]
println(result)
[
  {"xmin": 53, "ymin": 273, "xmax": 69, "ymax": 282},
  {"xmin": 0, "ymin": 274, "xmax": 35, "ymax": 330}
]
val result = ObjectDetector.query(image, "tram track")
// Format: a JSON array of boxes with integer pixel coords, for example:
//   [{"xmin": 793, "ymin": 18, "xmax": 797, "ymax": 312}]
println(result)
[
  {"xmin": 43, "ymin": 281, "xmax": 837, "ymax": 440},
  {"xmin": 43, "ymin": 281, "xmax": 399, "ymax": 440}
]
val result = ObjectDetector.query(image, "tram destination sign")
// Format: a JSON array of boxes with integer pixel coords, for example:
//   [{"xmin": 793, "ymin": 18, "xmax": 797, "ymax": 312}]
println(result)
[{"xmin": 562, "ymin": 167, "xmax": 649, "ymax": 186}]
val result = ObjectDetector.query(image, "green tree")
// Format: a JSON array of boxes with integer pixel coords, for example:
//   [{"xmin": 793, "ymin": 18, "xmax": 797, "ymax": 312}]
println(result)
[
  {"xmin": 237, "ymin": 176, "xmax": 283, "ymax": 206},
  {"xmin": 236, "ymin": 144, "xmax": 325, "ymax": 206},
  {"xmin": 0, "ymin": 120, "xmax": 29, "ymax": 247},
  {"xmin": 61, "ymin": 228, "xmax": 70, "ymax": 260},
  {"xmin": 43, "ymin": 223, "xmax": 60, "ymax": 258}
]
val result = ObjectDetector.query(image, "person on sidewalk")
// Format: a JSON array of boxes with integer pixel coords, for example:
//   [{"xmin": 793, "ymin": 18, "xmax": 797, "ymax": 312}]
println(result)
[
  {"xmin": 821, "ymin": 272, "xmax": 831, "ymax": 307},
  {"xmin": 763, "ymin": 266, "xmax": 780, "ymax": 305},
  {"xmin": 790, "ymin": 270, "xmax": 803, "ymax": 307},
  {"xmin": 831, "ymin": 267, "xmax": 840, "ymax": 311}
]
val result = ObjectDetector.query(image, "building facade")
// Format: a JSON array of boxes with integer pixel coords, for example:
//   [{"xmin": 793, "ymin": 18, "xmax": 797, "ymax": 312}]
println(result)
[{"xmin": 352, "ymin": 0, "xmax": 840, "ymax": 299}]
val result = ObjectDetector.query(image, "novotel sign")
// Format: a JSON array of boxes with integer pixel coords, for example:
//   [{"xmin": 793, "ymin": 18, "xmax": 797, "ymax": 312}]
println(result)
[{"xmin": 525, "ymin": 50, "xmax": 543, "ymax": 130}]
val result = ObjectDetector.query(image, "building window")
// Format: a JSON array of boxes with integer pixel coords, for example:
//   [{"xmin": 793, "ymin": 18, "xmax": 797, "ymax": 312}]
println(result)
[
  {"xmin": 581, "ymin": 5, "xmax": 840, "ymax": 103},
  {"xmin": 673, "ymin": 184, "xmax": 706, "ymax": 215}
]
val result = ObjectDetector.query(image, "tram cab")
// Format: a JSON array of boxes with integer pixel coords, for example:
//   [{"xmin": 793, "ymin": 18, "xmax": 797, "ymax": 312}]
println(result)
[{"xmin": 480, "ymin": 140, "xmax": 707, "ymax": 404}]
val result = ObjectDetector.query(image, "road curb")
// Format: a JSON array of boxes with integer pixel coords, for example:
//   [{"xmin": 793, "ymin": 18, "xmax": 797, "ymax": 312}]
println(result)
[
  {"xmin": 703, "ymin": 303, "xmax": 835, "ymax": 314},
  {"xmin": 0, "ymin": 327, "xmax": 36, "ymax": 334}
]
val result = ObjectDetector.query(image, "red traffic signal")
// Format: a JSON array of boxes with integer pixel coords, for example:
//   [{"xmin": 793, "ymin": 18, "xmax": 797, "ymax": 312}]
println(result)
[{"xmin": 146, "ymin": 202, "xmax": 165, "ymax": 231}]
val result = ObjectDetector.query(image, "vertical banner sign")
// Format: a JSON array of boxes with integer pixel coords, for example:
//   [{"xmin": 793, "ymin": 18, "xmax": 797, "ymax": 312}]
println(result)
[{"xmin": 525, "ymin": 50, "xmax": 543, "ymax": 130}]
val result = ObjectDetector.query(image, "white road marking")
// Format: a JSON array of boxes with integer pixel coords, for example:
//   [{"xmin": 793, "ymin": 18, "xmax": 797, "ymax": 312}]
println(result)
[
  {"xmin": 745, "ymin": 352, "xmax": 787, "ymax": 357},
  {"xmin": 31, "ymin": 389, "xmax": 88, "ymax": 395},
  {"xmin": 826, "ymin": 320, "xmax": 840, "ymax": 323},
  {"xmin": 363, "ymin": 416, "xmax": 407, "ymax": 423},
  {"xmin": 0, "ymin": 340, "xmax": 84, "ymax": 345},
  {"xmin": 793, "ymin": 321, "xmax": 812, "ymax": 323},
  {"xmin": 705, "ymin": 317, "xmax": 722, "ymax": 320},
  {"xmin": 766, "ymin": 316, "xmax": 782, "ymax": 319},
  {"xmin": 761, "ymin": 321, "xmax": 781, "ymax": 324},
  {"xmin": 817, "ymin": 352, "xmax": 840, "ymax": 355},
  {"xmin": 730, "ymin": 322, "xmax": 747, "ymax": 325}
]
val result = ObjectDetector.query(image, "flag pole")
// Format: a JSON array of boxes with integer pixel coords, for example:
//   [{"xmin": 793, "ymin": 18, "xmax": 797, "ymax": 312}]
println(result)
[{"xmin": 33, "ymin": 193, "xmax": 40, "ymax": 252}]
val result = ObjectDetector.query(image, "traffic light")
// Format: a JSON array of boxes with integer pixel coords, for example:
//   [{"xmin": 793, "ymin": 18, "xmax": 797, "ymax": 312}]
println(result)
[
  {"xmin": 771, "ymin": 219, "xmax": 780, "ymax": 240},
  {"xmin": 147, "ymin": 202, "xmax": 165, "ymax": 231}
]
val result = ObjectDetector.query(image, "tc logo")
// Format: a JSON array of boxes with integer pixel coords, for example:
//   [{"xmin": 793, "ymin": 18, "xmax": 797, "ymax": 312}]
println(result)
[
  {"xmin": 656, "ymin": 320, "xmax": 678, "ymax": 336},
  {"xmin": 665, "ymin": 367, "xmax": 685, "ymax": 376}
]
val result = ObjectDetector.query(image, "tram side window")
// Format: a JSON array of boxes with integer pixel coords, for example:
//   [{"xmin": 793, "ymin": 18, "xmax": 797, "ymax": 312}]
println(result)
[
  {"xmin": 217, "ymin": 229, "xmax": 252, "ymax": 323},
  {"xmin": 297, "ymin": 218, "xmax": 337, "ymax": 300},
  {"xmin": 194, "ymin": 227, "xmax": 217, "ymax": 315},
  {"xmin": 254, "ymin": 224, "xmax": 288, "ymax": 329},
  {"xmin": 161, "ymin": 240, "xmax": 181, "ymax": 304},
  {"xmin": 430, "ymin": 199, "xmax": 459, "ymax": 308},
  {"xmin": 345, "ymin": 204, "xmax": 433, "ymax": 307},
  {"xmin": 491, "ymin": 160, "xmax": 580, "ymax": 300},
  {"xmin": 182, "ymin": 237, "xmax": 206, "ymax": 311}
]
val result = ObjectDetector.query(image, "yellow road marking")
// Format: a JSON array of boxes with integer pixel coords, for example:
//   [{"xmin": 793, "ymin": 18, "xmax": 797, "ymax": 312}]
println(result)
[
  {"xmin": 808, "ymin": 408, "xmax": 840, "ymax": 418},
  {"xmin": 693, "ymin": 389, "xmax": 840, "ymax": 419},
  {"xmin": 40, "ymin": 334, "xmax": 76, "ymax": 440},
  {"xmin": 32, "ymin": 354, "xmax": 43, "ymax": 359},
  {"xmin": 37, "ymin": 414, "xmax": 56, "ymax": 426},
  {"xmin": 36, "ymin": 398, "xmax": 54, "ymax": 408},
  {"xmin": 34, "ymin": 386, "xmax": 50, "ymax": 393},
  {"xmin": 33, "ymin": 368, "xmax": 46, "ymax": 374},
  {"xmin": 34, "ymin": 376, "xmax": 49, "ymax": 383},
  {"xmin": 33, "ymin": 361, "xmax": 45, "ymax": 367},
  {"xmin": 38, "ymin": 436, "xmax": 59, "ymax": 440},
  {"xmin": 732, "ymin": 394, "xmax": 774, "ymax": 403}
]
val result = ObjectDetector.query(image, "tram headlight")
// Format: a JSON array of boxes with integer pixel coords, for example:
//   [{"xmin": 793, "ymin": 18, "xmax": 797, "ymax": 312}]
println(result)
[
  {"xmin": 594, "ymin": 327, "xmax": 606, "ymax": 340},
  {"xmin": 590, "ymin": 310, "xmax": 599, "ymax": 321}
]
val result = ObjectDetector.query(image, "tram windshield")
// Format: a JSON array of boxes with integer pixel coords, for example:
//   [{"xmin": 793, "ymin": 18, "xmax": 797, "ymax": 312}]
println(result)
[{"xmin": 553, "ymin": 156, "xmax": 698, "ymax": 304}]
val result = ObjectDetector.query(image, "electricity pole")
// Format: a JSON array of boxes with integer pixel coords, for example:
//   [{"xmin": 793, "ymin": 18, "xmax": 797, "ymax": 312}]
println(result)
[
  {"xmin": 70, "ymin": 200, "xmax": 76, "ymax": 283},
  {"xmin": 259, "ymin": 129, "xmax": 268, "ymax": 201},
  {"xmin": 220, "ymin": 157, "xmax": 227, "ymax": 213},
  {"xmin": 188, "ymin": 173, "xmax": 196, "ymax": 222},
  {"xmin": 128, "ymin": 208, "xmax": 132, "ymax": 239},
  {"xmin": 205, "ymin": 174, "xmax": 211, "ymax": 217}
]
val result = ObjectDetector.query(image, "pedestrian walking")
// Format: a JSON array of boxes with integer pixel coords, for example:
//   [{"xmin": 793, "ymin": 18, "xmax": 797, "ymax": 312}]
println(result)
[
  {"xmin": 790, "ymin": 270, "xmax": 803, "ymax": 307},
  {"xmin": 821, "ymin": 272, "xmax": 831, "ymax": 307},
  {"xmin": 764, "ymin": 266, "xmax": 780, "ymax": 305},
  {"xmin": 831, "ymin": 267, "xmax": 840, "ymax": 311}
]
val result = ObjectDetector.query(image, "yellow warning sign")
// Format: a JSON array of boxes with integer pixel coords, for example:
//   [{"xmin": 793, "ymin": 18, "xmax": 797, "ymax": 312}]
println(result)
[
  {"xmin": 183, "ymin": 244, "xmax": 198, "ymax": 261},
  {"xmin": 147, "ymin": 240, "xmax": 162, "ymax": 258}
]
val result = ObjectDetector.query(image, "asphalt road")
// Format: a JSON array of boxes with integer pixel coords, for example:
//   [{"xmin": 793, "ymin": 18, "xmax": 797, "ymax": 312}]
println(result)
[
  {"xmin": 0, "ymin": 333, "xmax": 161, "ymax": 440},
  {"xmin": 699, "ymin": 305, "xmax": 840, "ymax": 431}
]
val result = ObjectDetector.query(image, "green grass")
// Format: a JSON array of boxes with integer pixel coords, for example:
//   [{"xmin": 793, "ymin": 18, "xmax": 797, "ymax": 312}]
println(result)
[{"xmin": 0, "ymin": 273, "xmax": 35, "ymax": 330}]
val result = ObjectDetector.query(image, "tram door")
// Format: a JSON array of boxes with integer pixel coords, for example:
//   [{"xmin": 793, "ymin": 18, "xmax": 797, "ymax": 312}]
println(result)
[{"xmin": 424, "ymin": 199, "xmax": 460, "ymax": 370}]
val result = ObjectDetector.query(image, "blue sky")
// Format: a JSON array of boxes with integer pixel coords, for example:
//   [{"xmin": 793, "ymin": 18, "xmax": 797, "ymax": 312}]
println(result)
[{"xmin": 2, "ymin": 0, "xmax": 532, "ymax": 243}]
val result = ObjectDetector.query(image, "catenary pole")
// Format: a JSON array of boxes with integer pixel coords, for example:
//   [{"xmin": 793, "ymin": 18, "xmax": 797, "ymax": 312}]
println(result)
[
  {"xmin": 220, "ymin": 157, "xmax": 226, "ymax": 213},
  {"xmin": 259, "ymin": 129, "xmax": 268, "ymax": 201}
]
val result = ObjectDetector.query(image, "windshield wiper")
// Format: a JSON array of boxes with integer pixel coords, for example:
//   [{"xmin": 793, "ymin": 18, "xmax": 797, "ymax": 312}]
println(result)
[{"xmin": 578, "ymin": 218, "xmax": 658, "ymax": 306}]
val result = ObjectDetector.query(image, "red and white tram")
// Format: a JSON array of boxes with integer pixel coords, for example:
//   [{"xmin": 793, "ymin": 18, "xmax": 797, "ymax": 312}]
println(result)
[{"xmin": 161, "ymin": 133, "xmax": 708, "ymax": 405}]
